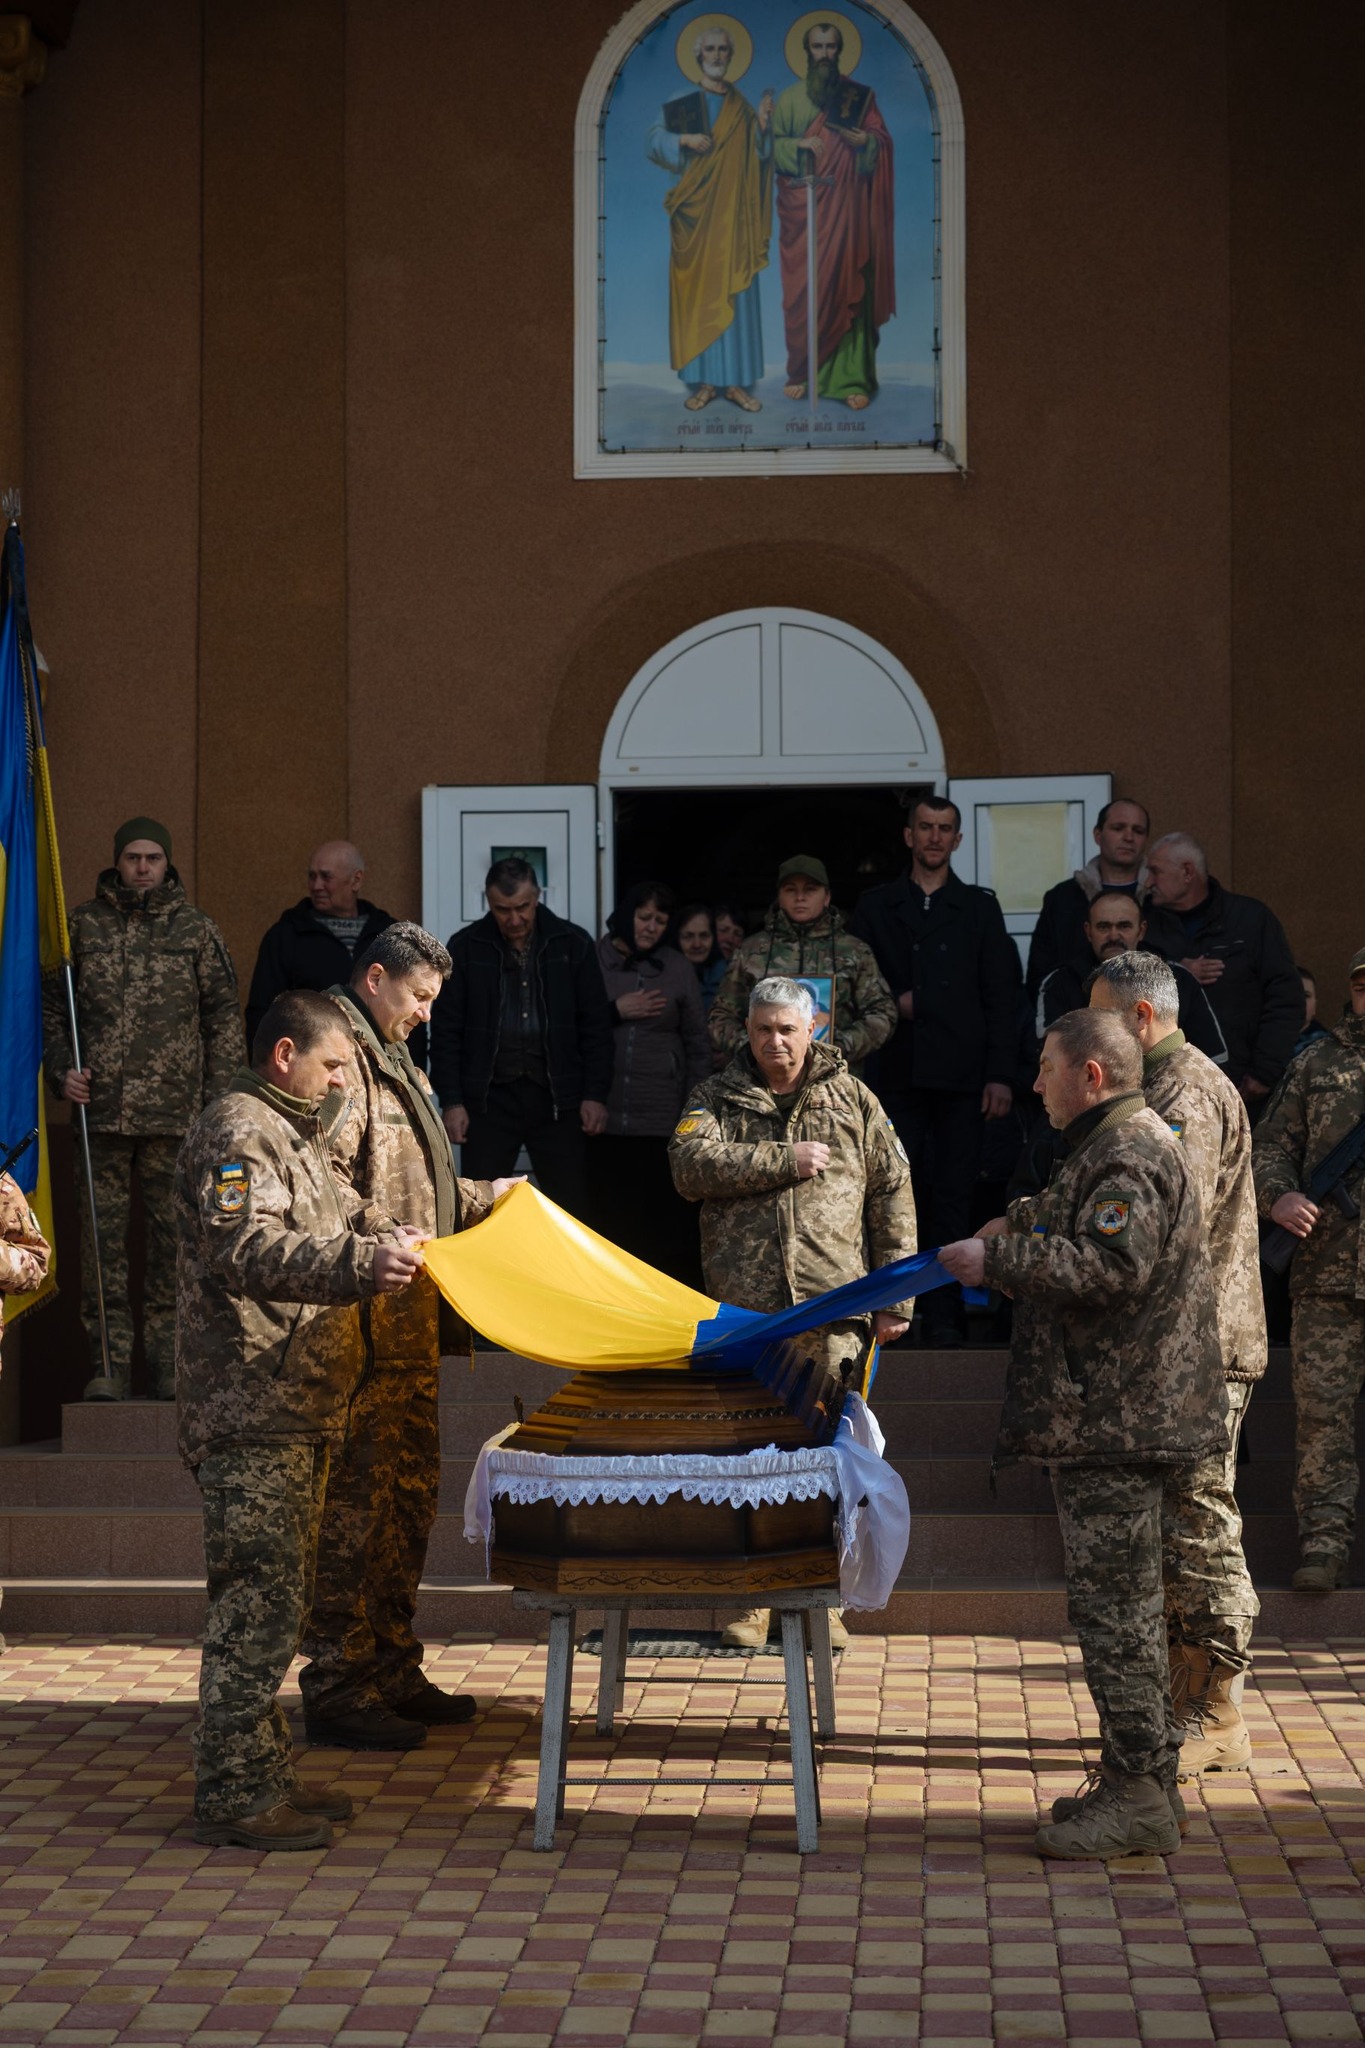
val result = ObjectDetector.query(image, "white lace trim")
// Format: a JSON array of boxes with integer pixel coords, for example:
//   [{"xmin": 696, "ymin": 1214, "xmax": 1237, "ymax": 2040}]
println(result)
[
  {"xmin": 463, "ymin": 1395, "xmax": 911, "ymax": 1611},
  {"xmin": 484, "ymin": 1444, "xmax": 840, "ymax": 1511}
]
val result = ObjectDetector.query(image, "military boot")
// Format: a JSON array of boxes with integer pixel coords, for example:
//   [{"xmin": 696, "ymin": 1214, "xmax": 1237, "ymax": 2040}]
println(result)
[
  {"xmin": 1035, "ymin": 1765, "xmax": 1181, "ymax": 1859},
  {"xmin": 286, "ymin": 1779, "xmax": 354, "ymax": 1821},
  {"xmin": 83, "ymin": 1371, "xmax": 129, "ymax": 1403},
  {"xmin": 1050, "ymin": 1763, "xmax": 1187, "ymax": 1837},
  {"xmin": 1176, "ymin": 1651, "xmax": 1252, "ymax": 1777},
  {"xmin": 721, "ymin": 1608, "xmax": 772, "ymax": 1648},
  {"xmin": 1292, "ymin": 1549, "xmax": 1351, "ymax": 1591},
  {"xmin": 194, "ymin": 1799, "xmax": 333, "ymax": 1850}
]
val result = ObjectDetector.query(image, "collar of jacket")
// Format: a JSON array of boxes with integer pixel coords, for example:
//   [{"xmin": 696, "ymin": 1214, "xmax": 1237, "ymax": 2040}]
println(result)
[
  {"xmin": 1074, "ymin": 854, "xmax": 1150, "ymax": 901},
  {"xmin": 726, "ymin": 1036, "xmax": 846, "ymax": 1108},
  {"xmin": 762, "ymin": 902, "xmax": 844, "ymax": 940},
  {"xmin": 95, "ymin": 866, "xmax": 187, "ymax": 917},
  {"xmin": 1061, "ymin": 1090, "xmax": 1145, "ymax": 1155},
  {"xmin": 895, "ymin": 865, "xmax": 970, "ymax": 913},
  {"xmin": 286, "ymin": 895, "xmax": 383, "ymax": 934},
  {"xmin": 229, "ymin": 1067, "xmax": 324, "ymax": 1126},
  {"xmin": 328, "ymin": 983, "xmax": 460, "ymax": 1235},
  {"xmin": 1142, "ymin": 1029, "xmax": 1186, "ymax": 1077},
  {"xmin": 466, "ymin": 903, "xmax": 565, "ymax": 954},
  {"xmin": 1329, "ymin": 1012, "xmax": 1365, "ymax": 1055}
]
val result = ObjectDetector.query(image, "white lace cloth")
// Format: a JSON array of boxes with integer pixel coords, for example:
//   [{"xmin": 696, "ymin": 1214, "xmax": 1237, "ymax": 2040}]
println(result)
[{"xmin": 463, "ymin": 1393, "xmax": 910, "ymax": 1611}]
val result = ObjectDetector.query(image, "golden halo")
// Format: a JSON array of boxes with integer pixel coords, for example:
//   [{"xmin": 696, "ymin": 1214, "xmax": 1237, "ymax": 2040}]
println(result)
[
  {"xmin": 675, "ymin": 12, "xmax": 753, "ymax": 84},
  {"xmin": 785, "ymin": 10, "xmax": 862, "ymax": 78}
]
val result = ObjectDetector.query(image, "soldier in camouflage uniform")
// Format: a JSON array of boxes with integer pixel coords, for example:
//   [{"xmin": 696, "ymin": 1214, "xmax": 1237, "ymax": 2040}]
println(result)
[
  {"xmin": 299, "ymin": 925, "xmax": 517, "ymax": 1750},
  {"xmin": 44, "ymin": 819, "xmax": 241, "ymax": 1401},
  {"xmin": 709, "ymin": 856, "xmax": 896, "ymax": 1068},
  {"xmin": 176, "ymin": 990, "xmax": 423, "ymax": 1851},
  {"xmin": 943, "ymin": 1007, "xmax": 1226, "ymax": 1858},
  {"xmin": 1090, "ymin": 952, "xmax": 1265, "ymax": 1775},
  {"xmin": 1252, "ymin": 946, "xmax": 1365, "ymax": 1590},
  {"xmin": 671, "ymin": 973, "xmax": 917, "ymax": 1646}
]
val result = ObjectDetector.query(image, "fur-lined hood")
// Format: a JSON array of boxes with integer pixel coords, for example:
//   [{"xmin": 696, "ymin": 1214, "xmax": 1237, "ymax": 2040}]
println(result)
[{"xmin": 1073, "ymin": 854, "xmax": 1150, "ymax": 902}]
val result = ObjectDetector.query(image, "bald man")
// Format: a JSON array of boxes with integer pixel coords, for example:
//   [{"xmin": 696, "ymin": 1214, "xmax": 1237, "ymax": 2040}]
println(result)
[{"xmin": 246, "ymin": 843, "xmax": 420, "ymax": 1054}]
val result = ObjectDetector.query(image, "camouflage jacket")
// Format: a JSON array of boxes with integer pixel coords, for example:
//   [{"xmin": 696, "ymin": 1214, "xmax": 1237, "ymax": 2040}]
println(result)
[
  {"xmin": 43, "ymin": 869, "xmax": 242, "ymax": 1136},
  {"xmin": 1143, "ymin": 1033, "xmax": 1267, "ymax": 1383},
  {"xmin": 668, "ymin": 1039, "xmax": 918, "ymax": 1370},
  {"xmin": 1252, "ymin": 1011, "xmax": 1365, "ymax": 1300},
  {"xmin": 708, "ymin": 905, "xmax": 897, "ymax": 1067},
  {"xmin": 175, "ymin": 1070, "xmax": 377, "ymax": 1467},
  {"xmin": 984, "ymin": 1096, "xmax": 1226, "ymax": 1468},
  {"xmin": 0, "ymin": 1172, "xmax": 50, "ymax": 1340},
  {"xmin": 324, "ymin": 985, "xmax": 495, "ymax": 1369}
]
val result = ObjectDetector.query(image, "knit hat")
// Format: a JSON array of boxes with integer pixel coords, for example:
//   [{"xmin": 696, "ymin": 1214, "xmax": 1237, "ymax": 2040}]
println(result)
[
  {"xmin": 114, "ymin": 817, "xmax": 171, "ymax": 861},
  {"xmin": 777, "ymin": 855, "xmax": 829, "ymax": 888}
]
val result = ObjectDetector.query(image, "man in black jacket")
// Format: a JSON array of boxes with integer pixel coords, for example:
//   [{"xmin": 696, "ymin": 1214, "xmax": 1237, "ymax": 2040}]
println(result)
[
  {"xmin": 246, "ymin": 843, "xmax": 415, "ymax": 1051},
  {"xmin": 430, "ymin": 858, "xmax": 612, "ymax": 1219},
  {"xmin": 852, "ymin": 795, "xmax": 1021, "ymax": 1343},
  {"xmin": 1143, "ymin": 833, "xmax": 1301, "ymax": 1118},
  {"xmin": 1036, "ymin": 890, "xmax": 1229, "ymax": 1064},
  {"xmin": 1026, "ymin": 798, "xmax": 1150, "ymax": 1000}
]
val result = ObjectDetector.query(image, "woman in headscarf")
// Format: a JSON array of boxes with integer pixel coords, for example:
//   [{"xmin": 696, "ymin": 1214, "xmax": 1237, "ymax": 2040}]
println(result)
[
  {"xmin": 676, "ymin": 901, "xmax": 728, "ymax": 1014},
  {"xmin": 591, "ymin": 881, "xmax": 711, "ymax": 1285}
]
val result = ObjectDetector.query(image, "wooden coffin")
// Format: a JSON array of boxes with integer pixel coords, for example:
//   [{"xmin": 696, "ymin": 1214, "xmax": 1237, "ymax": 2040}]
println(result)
[{"xmin": 489, "ymin": 1363, "xmax": 843, "ymax": 1595}]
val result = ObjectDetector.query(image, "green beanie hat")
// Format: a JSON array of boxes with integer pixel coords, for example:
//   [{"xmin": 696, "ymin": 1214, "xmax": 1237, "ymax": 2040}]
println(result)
[{"xmin": 114, "ymin": 816, "xmax": 172, "ymax": 861}]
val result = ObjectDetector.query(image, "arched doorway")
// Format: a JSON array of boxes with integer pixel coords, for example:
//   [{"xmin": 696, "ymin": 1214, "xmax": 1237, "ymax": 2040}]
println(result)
[{"xmin": 600, "ymin": 606, "xmax": 945, "ymax": 917}]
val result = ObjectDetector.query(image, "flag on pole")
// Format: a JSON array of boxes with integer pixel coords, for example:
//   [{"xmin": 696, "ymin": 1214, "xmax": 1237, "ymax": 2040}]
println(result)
[{"xmin": 0, "ymin": 517, "xmax": 67, "ymax": 1321}]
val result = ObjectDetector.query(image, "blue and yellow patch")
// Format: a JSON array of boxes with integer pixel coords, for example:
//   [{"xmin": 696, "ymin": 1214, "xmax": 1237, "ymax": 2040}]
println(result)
[
  {"xmin": 213, "ymin": 1162, "xmax": 248, "ymax": 1214},
  {"xmin": 1167, "ymin": 1118, "xmax": 1185, "ymax": 1141}
]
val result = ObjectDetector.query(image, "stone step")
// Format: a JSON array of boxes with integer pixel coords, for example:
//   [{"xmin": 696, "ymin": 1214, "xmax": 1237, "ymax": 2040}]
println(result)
[{"xmin": 3, "ymin": 1575, "xmax": 1364, "ymax": 1642}]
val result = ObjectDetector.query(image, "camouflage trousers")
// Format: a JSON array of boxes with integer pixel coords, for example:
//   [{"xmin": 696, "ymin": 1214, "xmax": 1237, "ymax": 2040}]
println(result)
[
  {"xmin": 298, "ymin": 1364, "xmax": 440, "ymax": 1719},
  {"xmin": 80, "ymin": 1133, "xmax": 181, "ymax": 1393},
  {"xmin": 1051, "ymin": 1461, "xmax": 1183, "ymax": 1782},
  {"xmin": 1291, "ymin": 1294, "xmax": 1365, "ymax": 1555},
  {"xmin": 1163, "ymin": 1379, "xmax": 1259, "ymax": 1671},
  {"xmin": 193, "ymin": 1440, "xmax": 329, "ymax": 1822}
]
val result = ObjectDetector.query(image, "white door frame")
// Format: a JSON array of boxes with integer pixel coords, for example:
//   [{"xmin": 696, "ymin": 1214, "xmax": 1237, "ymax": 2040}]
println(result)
[{"xmin": 598, "ymin": 606, "xmax": 946, "ymax": 910}]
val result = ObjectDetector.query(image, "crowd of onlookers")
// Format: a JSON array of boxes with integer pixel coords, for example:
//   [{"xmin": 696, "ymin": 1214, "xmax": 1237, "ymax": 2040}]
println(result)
[{"xmin": 40, "ymin": 794, "xmax": 1320, "ymax": 1396}]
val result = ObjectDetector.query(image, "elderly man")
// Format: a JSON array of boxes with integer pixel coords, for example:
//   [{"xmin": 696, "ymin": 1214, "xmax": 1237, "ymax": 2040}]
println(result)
[
  {"xmin": 1036, "ymin": 889, "xmax": 1227, "ymax": 1064},
  {"xmin": 299, "ymin": 924, "xmax": 519, "ymax": 1750},
  {"xmin": 176, "ymin": 990, "xmax": 423, "ymax": 1850},
  {"xmin": 710, "ymin": 855, "xmax": 896, "ymax": 1068},
  {"xmin": 1026, "ymin": 797, "xmax": 1151, "ymax": 1000},
  {"xmin": 430, "ymin": 857, "xmax": 612, "ymax": 1221},
  {"xmin": 942, "ymin": 1009, "xmax": 1225, "ymax": 1858},
  {"xmin": 43, "ymin": 817, "xmax": 242, "ymax": 1402},
  {"xmin": 1253, "ymin": 946, "xmax": 1365, "ymax": 1591},
  {"xmin": 1143, "ymin": 832, "xmax": 1301, "ymax": 1115},
  {"xmin": 246, "ymin": 842, "xmax": 413, "ymax": 1048},
  {"xmin": 671, "ymin": 973, "xmax": 917, "ymax": 1647},
  {"xmin": 1090, "ymin": 953, "xmax": 1265, "ymax": 1775}
]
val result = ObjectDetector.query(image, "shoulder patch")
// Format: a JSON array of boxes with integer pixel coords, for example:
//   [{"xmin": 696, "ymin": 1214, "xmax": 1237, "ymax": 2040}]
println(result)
[
  {"xmin": 212, "ymin": 1162, "xmax": 248, "ymax": 1214},
  {"xmin": 1091, "ymin": 1193, "xmax": 1131, "ymax": 1238},
  {"xmin": 884, "ymin": 1117, "xmax": 909, "ymax": 1163},
  {"xmin": 674, "ymin": 1116, "xmax": 701, "ymax": 1137},
  {"xmin": 1166, "ymin": 1118, "xmax": 1185, "ymax": 1141}
]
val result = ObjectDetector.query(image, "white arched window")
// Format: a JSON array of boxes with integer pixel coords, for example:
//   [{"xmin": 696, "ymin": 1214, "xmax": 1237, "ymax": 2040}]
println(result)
[{"xmin": 575, "ymin": 0, "xmax": 965, "ymax": 479}]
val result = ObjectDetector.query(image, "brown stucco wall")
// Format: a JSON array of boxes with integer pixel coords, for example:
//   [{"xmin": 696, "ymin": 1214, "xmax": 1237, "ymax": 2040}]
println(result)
[{"xmin": 14, "ymin": 0, "xmax": 1360, "ymax": 992}]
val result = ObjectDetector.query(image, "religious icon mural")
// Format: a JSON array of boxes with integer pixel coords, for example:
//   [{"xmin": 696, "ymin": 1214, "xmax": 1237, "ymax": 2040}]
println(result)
[{"xmin": 592, "ymin": 1, "xmax": 947, "ymax": 471}]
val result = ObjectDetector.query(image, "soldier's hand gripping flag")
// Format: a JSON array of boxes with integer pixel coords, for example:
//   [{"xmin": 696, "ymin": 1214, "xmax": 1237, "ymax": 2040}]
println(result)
[{"xmin": 0, "ymin": 514, "xmax": 69, "ymax": 1320}]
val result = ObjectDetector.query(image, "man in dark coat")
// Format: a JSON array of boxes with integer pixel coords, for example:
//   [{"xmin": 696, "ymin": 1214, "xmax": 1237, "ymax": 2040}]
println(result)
[
  {"xmin": 1025, "ymin": 798, "xmax": 1150, "ymax": 1000},
  {"xmin": 851, "ymin": 794, "xmax": 1020, "ymax": 1342},
  {"xmin": 942, "ymin": 1007, "xmax": 1225, "ymax": 1859},
  {"xmin": 429, "ymin": 857, "xmax": 613, "ymax": 1220},
  {"xmin": 245, "ymin": 841, "xmax": 416, "ymax": 1053},
  {"xmin": 1143, "ymin": 833, "xmax": 1302, "ymax": 1117}
]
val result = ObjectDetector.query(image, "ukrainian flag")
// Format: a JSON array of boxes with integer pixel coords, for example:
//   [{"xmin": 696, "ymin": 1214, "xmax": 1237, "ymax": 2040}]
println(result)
[
  {"xmin": 423, "ymin": 1181, "xmax": 970, "ymax": 1376},
  {"xmin": 0, "ymin": 520, "xmax": 66, "ymax": 1321}
]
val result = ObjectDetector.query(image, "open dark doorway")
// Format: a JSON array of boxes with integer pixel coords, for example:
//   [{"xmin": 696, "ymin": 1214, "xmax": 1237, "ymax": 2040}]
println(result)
[{"xmin": 611, "ymin": 784, "xmax": 931, "ymax": 930}]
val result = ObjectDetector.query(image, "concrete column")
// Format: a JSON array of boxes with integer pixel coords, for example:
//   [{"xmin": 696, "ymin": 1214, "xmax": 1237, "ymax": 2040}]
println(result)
[{"xmin": 197, "ymin": 0, "xmax": 348, "ymax": 975}]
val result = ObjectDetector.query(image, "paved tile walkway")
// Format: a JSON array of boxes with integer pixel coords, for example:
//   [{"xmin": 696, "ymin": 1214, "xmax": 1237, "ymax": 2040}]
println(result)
[{"xmin": 0, "ymin": 1632, "xmax": 1363, "ymax": 2045}]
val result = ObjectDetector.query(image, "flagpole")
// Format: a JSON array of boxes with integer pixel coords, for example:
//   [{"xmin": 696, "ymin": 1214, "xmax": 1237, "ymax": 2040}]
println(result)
[{"xmin": 3, "ymin": 506, "xmax": 113, "ymax": 1382}]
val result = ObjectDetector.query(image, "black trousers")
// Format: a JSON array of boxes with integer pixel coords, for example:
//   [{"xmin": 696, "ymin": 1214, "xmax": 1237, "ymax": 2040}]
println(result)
[
  {"xmin": 462, "ymin": 1079, "xmax": 590, "ymax": 1221},
  {"xmin": 586, "ymin": 1134, "xmax": 704, "ymax": 1292},
  {"xmin": 881, "ymin": 1087, "xmax": 983, "ymax": 1323}
]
